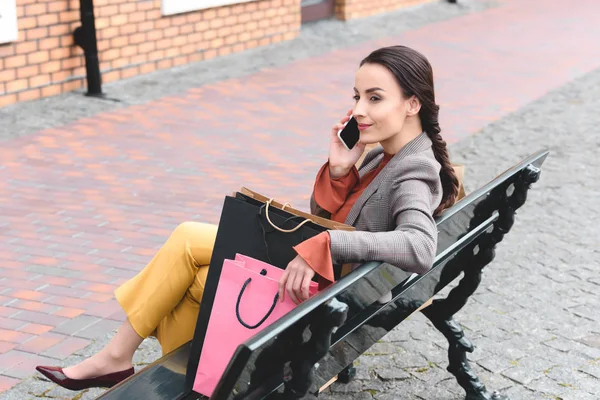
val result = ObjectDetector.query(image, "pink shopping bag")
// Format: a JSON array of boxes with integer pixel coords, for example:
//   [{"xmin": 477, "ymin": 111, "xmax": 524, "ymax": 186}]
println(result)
[{"xmin": 193, "ymin": 254, "xmax": 318, "ymax": 396}]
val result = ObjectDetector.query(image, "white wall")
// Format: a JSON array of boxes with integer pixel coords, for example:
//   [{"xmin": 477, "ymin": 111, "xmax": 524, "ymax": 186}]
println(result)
[
  {"xmin": 161, "ymin": 0, "xmax": 256, "ymax": 16},
  {"xmin": 0, "ymin": 0, "xmax": 18, "ymax": 44}
]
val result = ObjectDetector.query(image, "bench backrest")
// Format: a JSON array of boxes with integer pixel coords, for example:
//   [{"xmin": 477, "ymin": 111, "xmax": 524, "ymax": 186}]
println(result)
[{"xmin": 193, "ymin": 150, "xmax": 549, "ymax": 399}]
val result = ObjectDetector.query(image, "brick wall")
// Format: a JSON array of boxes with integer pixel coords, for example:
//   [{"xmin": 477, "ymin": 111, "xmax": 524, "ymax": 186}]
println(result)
[
  {"xmin": 0, "ymin": 0, "xmax": 301, "ymax": 107},
  {"xmin": 336, "ymin": 0, "xmax": 432, "ymax": 21}
]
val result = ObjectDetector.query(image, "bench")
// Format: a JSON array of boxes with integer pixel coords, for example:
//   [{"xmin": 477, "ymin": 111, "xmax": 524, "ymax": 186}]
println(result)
[{"xmin": 97, "ymin": 150, "xmax": 548, "ymax": 400}]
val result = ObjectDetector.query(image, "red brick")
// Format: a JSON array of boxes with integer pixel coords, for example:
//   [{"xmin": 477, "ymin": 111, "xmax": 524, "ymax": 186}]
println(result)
[
  {"xmin": 40, "ymin": 60, "xmax": 62, "ymax": 74},
  {"xmin": 9, "ymin": 299, "xmax": 53, "ymax": 313},
  {"xmin": 0, "ymin": 341, "xmax": 18, "ymax": 355},
  {"xmin": 49, "ymin": 24, "xmax": 70, "ymax": 36},
  {"xmin": 18, "ymin": 16, "xmax": 37, "ymax": 29},
  {"xmin": 58, "ymin": 9, "xmax": 79, "ymax": 23},
  {"xmin": 0, "ymin": 69, "xmax": 16, "ymax": 83},
  {"xmin": 48, "ymin": 1, "xmax": 69, "ymax": 12},
  {"xmin": 27, "ymin": 51, "xmax": 50, "ymax": 64},
  {"xmin": 4, "ymin": 55, "xmax": 26, "ymax": 69},
  {"xmin": 42, "ymin": 336, "xmax": 90, "ymax": 360},
  {"xmin": 39, "ymin": 285, "xmax": 89, "ymax": 298},
  {"xmin": 0, "ymin": 317, "xmax": 26, "ymax": 331},
  {"xmin": 26, "ymin": 27, "xmax": 49, "ymax": 41},
  {"xmin": 15, "ymin": 41, "xmax": 37, "ymax": 55},
  {"xmin": 0, "ymin": 375, "xmax": 20, "ymax": 392},
  {"xmin": 31, "ymin": 74, "xmax": 52, "ymax": 88},
  {"xmin": 18, "ymin": 323, "xmax": 54, "ymax": 335},
  {"xmin": 24, "ymin": 3, "xmax": 47, "ymax": 15},
  {"xmin": 41, "ymin": 84, "xmax": 62, "ymax": 97},
  {"xmin": 83, "ymin": 300, "xmax": 121, "ymax": 319},
  {"xmin": 53, "ymin": 307, "xmax": 85, "ymax": 318},
  {"xmin": 2, "ymin": 279, "xmax": 42, "ymax": 291},
  {"xmin": 83, "ymin": 292, "xmax": 114, "ymax": 303},
  {"xmin": 0, "ymin": 307, "xmax": 18, "ymax": 318},
  {"xmin": 0, "ymin": 351, "xmax": 60, "ymax": 379},
  {"xmin": 0, "ymin": 328, "xmax": 34, "ymax": 344},
  {"xmin": 16, "ymin": 331, "xmax": 66, "ymax": 353},
  {"xmin": 10, "ymin": 288, "xmax": 50, "ymax": 301},
  {"xmin": 39, "ymin": 37, "xmax": 61, "ymax": 51},
  {"xmin": 17, "ymin": 87, "xmax": 42, "ymax": 102},
  {"xmin": 37, "ymin": 13, "xmax": 59, "ymax": 26},
  {"xmin": 0, "ymin": 93, "xmax": 17, "ymax": 107},
  {"xmin": 9, "ymin": 310, "xmax": 68, "ymax": 326},
  {"xmin": 50, "ymin": 47, "xmax": 71, "ymax": 60},
  {"xmin": 43, "ymin": 296, "xmax": 95, "ymax": 309}
]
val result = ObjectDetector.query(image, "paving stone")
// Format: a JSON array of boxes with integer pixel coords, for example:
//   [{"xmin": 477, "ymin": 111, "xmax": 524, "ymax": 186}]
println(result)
[
  {"xmin": 578, "ymin": 334, "xmax": 600, "ymax": 349},
  {"xmin": 540, "ymin": 348, "xmax": 590, "ymax": 370},
  {"xmin": 559, "ymin": 391, "xmax": 598, "ymax": 400},
  {"xmin": 50, "ymin": 315, "xmax": 101, "ymax": 336},
  {"xmin": 329, "ymin": 380, "xmax": 363, "ymax": 393},
  {"xmin": 477, "ymin": 370, "xmax": 515, "ymax": 392},
  {"xmin": 360, "ymin": 379, "xmax": 386, "ymax": 393},
  {"xmin": 321, "ymin": 392, "xmax": 373, "ymax": 400},
  {"xmin": 477, "ymin": 356, "xmax": 516, "ymax": 374},
  {"xmin": 379, "ymin": 327, "xmax": 412, "ymax": 343},
  {"xmin": 374, "ymin": 367, "xmax": 411, "ymax": 381},
  {"xmin": 526, "ymin": 376, "xmax": 571, "ymax": 397},
  {"xmin": 513, "ymin": 356, "xmax": 557, "ymax": 372},
  {"xmin": 407, "ymin": 365, "xmax": 450, "ymax": 384},
  {"xmin": 501, "ymin": 367, "xmax": 544, "ymax": 385},
  {"xmin": 502, "ymin": 385, "xmax": 545, "ymax": 400},
  {"xmin": 545, "ymin": 366, "xmax": 589, "ymax": 385},
  {"xmin": 573, "ymin": 377, "xmax": 600, "ymax": 394},
  {"xmin": 364, "ymin": 342, "xmax": 401, "ymax": 356},
  {"xmin": 389, "ymin": 352, "xmax": 428, "ymax": 369},
  {"xmin": 578, "ymin": 363, "xmax": 600, "ymax": 380}
]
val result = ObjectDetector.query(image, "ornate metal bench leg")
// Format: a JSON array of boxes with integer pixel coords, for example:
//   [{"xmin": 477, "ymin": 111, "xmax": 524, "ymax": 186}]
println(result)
[
  {"xmin": 423, "ymin": 306, "xmax": 508, "ymax": 400},
  {"xmin": 419, "ymin": 165, "xmax": 542, "ymax": 399}
]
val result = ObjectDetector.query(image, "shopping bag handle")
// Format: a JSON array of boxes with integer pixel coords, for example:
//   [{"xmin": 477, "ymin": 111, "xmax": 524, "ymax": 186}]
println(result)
[
  {"xmin": 264, "ymin": 199, "xmax": 311, "ymax": 233},
  {"xmin": 236, "ymin": 273, "xmax": 280, "ymax": 330}
]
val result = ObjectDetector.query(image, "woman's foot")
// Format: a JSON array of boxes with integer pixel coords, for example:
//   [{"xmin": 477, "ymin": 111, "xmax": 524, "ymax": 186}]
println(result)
[
  {"xmin": 35, "ymin": 365, "xmax": 134, "ymax": 391},
  {"xmin": 36, "ymin": 318, "xmax": 143, "ymax": 390},
  {"xmin": 61, "ymin": 348, "xmax": 134, "ymax": 380}
]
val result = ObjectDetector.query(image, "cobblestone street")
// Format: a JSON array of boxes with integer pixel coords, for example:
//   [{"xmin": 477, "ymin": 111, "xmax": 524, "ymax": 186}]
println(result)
[{"xmin": 1, "ymin": 0, "xmax": 599, "ymax": 399}]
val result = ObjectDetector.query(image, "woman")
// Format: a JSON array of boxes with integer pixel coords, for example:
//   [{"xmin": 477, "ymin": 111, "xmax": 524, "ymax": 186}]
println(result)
[{"xmin": 36, "ymin": 45, "xmax": 458, "ymax": 391}]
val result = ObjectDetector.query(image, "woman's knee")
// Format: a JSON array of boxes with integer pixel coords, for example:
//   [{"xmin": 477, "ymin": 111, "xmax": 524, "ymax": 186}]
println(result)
[
  {"xmin": 168, "ymin": 222, "xmax": 218, "ymax": 264},
  {"xmin": 170, "ymin": 221, "xmax": 214, "ymax": 242}
]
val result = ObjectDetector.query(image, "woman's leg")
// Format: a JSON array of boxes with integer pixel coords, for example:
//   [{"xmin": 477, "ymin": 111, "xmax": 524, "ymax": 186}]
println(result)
[
  {"xmin": 56, "ymin": 222, "xmax": 218, "ymax": 380},
  {"xmin": 154, "ymin": 261, "xmax": 210, "ymax": 356},
  {"xmin": 62, "ymin": 319, "xmax": 143, "ymax": 379}
]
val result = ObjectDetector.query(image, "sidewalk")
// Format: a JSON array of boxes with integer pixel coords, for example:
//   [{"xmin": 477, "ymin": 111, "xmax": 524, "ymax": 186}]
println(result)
[{"xmin": 1, "ymin": 0, "xmax": 600, "ymax": 398}]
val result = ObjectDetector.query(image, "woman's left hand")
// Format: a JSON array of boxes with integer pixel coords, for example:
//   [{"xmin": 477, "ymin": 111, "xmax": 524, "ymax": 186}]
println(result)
[{"xmin": 278, "ymin": 255, "xmax": 315, "ymax": 305}]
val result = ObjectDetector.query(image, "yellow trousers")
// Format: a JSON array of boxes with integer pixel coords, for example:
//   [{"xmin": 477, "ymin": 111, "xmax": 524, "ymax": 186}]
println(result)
[{"xmin": 115, "ymin": 222, "xmax": 217, "ymax": 355}]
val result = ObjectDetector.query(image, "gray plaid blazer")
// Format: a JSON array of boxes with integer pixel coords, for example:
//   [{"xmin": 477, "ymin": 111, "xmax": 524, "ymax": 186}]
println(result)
[{"xmin": 310, "ymin": 132, "xmax": 442, "ymax": 274}]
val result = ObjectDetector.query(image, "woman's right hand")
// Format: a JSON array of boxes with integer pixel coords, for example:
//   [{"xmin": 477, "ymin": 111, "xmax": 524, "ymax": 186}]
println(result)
[{"xmin": 328, "ymin": 110, "xmax": 366, "ymax": 179}]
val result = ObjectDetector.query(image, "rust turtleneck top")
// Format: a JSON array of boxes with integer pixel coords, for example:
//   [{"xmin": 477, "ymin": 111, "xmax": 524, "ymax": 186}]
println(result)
[{"xmin": 293, "ymin": 153, "xmax": 394, "ymax": 284}]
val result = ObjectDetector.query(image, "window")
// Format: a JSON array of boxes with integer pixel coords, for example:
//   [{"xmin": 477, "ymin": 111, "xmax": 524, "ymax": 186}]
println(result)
[
  {"xmin": 0, "ymin": 0, "xmax": 18, "ymax": 44},
  {"xmin": 162, "ymin": 0, "xmax": 256, "ymax": 16}
]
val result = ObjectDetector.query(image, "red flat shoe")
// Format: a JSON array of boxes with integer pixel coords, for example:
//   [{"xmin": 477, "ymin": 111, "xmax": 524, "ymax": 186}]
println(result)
[{"xmin": 35, "ymin": 365, "xmax": 135, "ymax": 391}]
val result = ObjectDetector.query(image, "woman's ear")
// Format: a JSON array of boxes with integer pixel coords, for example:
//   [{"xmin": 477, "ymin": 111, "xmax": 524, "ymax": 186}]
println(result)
[{"xmin": 406, "ymin": 96, "xmax": 421, "ymax": 117}]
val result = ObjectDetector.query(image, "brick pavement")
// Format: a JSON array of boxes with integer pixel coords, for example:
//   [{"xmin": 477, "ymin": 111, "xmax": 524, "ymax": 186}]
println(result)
[{"xmin": 1, "ymin": 0, "xmax": 599, "ymax": 398}]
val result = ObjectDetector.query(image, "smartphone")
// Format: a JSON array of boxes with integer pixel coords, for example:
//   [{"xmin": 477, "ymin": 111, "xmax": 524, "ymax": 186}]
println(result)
[{"xmin": 337, "ymin": 116, "xmax": 360, "ymax": 151}]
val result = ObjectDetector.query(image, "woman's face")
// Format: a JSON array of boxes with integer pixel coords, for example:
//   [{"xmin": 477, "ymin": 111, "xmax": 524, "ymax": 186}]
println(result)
[{"xmin": 353, "ymin": 63, "xmax": 415, "ymax": 145}]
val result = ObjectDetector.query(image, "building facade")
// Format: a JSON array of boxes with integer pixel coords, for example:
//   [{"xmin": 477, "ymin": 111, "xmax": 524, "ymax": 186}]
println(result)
[{"xmin": 0, "ymin": 0, "xmax": 432, "ymax": 107}]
